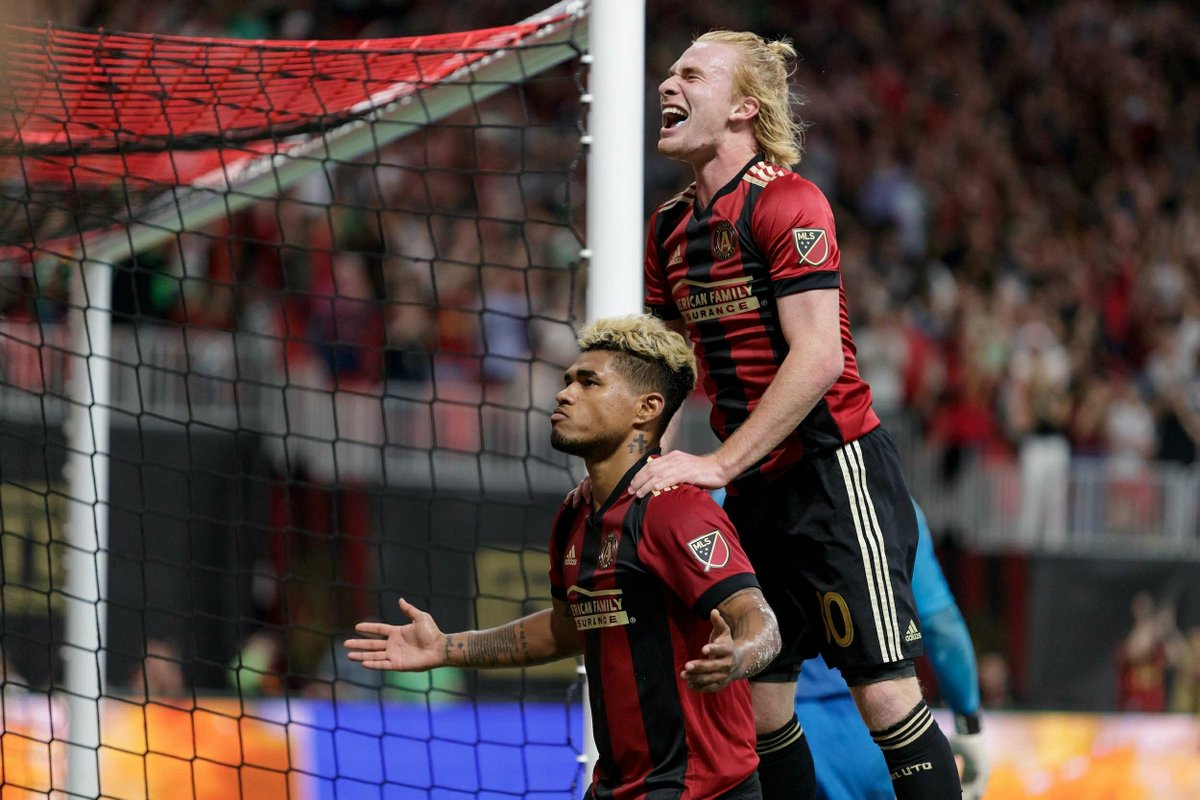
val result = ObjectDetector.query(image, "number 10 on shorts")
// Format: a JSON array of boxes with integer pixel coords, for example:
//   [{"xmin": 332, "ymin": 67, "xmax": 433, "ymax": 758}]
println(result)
[{"xmin": 818, "ymin": 590, "xmax": 854, "ymax": 648}]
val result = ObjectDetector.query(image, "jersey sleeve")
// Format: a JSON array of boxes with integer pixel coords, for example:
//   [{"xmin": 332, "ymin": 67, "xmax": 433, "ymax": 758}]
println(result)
[
  {"xmin": 752, "ymin": 175, "xmax": 842, "ymax": 298},
  {"xmin": 643, "ymin": 209, "xmax": 681, "ymax": 320},
  {"xmin": 638, "ymin": 487, "xmax": 759, "ymax": 618},
  {"xmin": 547, "ymin": 503, "xmax": 571, "ymax": 603}
]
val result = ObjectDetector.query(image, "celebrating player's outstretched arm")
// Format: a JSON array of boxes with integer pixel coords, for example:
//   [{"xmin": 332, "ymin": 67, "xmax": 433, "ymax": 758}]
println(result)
[
  {"xmin": 682, "ymin": 587, "xmax": 780, "ymax": 692},
  {"xmin": 345, "ymin": 596, "xmax": 579, "ymax": 671},
  {"xmin": 351, "ymin": 317, "xmax": 775, "ymax": 799}
]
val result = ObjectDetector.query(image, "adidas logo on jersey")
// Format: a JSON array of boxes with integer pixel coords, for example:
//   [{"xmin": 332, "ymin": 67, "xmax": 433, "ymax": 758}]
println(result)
[
  {"xmin": 667, "ymin": 244, "xmax": 683, "ymax": 266},
  {"xmin": 564, "ymin": 545, "xmax": 577, "ymax": 566},
  {"xmin": 904, "ymin": 620, "xmax": 922, "ymax": 642}
]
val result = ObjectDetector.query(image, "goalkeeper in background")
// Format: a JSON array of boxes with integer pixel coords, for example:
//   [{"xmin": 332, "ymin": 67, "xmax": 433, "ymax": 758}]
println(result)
[{"xmin": 795, "ymin": 499, "xmax": 988, "ymax": 799}]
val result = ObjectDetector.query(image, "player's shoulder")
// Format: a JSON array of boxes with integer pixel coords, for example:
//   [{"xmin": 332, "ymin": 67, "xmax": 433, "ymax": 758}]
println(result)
[
  {"xmin": 742, "ymin": 160, "xmax": 792, "ymax": 188},
  {"xmin": 642, "ymin": 482, "xmax": 719, "ymax": 514},
  {"xmin": 751, "ymin": 163, "xmax": 828, "ymax": 203},
  {"xmin": 655, "ymin": 183, "xmax": 697, "ymax": 213}
]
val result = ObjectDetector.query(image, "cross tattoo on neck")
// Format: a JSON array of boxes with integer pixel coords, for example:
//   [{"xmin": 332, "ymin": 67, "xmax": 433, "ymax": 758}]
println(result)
[{"xmin": 628, "ymin": 434, "xmax": 647, "ymax": 454}]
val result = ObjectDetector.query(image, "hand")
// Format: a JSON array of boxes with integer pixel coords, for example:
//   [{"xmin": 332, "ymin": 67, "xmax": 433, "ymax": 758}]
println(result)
[
  {"xmin": 950, "ymin": 730, "xmax": 990, "ymax": 800},
  {"xmin": 681, "ymin": 610, "xmax": 741, "ymax": 692},
  {"xmin": 627, "ymin": 451, "xmax": 730, "ymax": 498},
  {"xmin": 344, "ymin": 598, "xmax": 446, "ymax": 672},
  {"xmin": 566, "ymin": 476, "xmax": 593, "ymax": 508}
]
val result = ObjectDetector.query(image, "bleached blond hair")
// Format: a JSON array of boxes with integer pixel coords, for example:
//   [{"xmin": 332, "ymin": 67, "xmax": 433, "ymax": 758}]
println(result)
[
  {"xmin": 577, "ymin": 315, "xmax": 696, "ymax": 434},
  {"xmin": 695, "ymin": 30, "xmax": 805, "ymax": 167}
]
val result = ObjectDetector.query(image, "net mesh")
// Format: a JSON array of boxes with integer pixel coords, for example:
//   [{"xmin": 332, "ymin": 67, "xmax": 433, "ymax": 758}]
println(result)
[{"xmin": 0, "ymin": 4, "xmax": 589, "ymax": 797}]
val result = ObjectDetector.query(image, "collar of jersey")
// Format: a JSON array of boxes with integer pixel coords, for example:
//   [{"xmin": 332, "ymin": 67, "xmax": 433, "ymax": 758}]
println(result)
[
  {"xmin": 692, "ymin": 155, "xmax": 763, "ymax": 220},
  {"xmin": 588, "ymin": 447, "xmax": 662, "ymax": 525}
]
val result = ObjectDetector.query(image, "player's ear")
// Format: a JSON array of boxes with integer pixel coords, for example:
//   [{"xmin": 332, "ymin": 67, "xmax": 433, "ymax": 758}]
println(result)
[
  {"xmin": 730, "ymin": 95, "xmax": 759, "ymax": 123},
  {"xmin": 635, "ymin": 392, "xmax": 666, "ymax": 429}
]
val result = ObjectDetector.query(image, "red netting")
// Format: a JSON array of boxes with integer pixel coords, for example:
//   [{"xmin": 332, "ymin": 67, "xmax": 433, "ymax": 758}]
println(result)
[{"xmin": 0, "ymin": 17, "xmax": 567, "ymax": 186}]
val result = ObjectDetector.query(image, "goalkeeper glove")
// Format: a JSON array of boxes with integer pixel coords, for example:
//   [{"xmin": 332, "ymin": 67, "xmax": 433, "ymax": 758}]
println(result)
[{"xmin": 951, "ymin": 714, "xmax": 989, "ymax": 800}]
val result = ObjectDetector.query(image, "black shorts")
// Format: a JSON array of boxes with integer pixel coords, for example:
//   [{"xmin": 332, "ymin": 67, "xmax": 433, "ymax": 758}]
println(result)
[
  {"xmin": 723, "ymin": 426, "xmax": 921, "ymax": 683},
  {"xmin": 583, "ymin": 771, "xmax": 759, "ymax": 800}
]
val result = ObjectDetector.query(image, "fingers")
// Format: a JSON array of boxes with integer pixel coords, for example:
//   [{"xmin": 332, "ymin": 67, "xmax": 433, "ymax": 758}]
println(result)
[
  {"xmin": 708, "ymin": 609, "xmax": 731, "ymax": 640},
  {"xmin": 567, "ymin": 477, "xmax": 593, "ymax": 508},
  {"xmin": 344, "ymin": 635, "xmax": 388, "ymax": 651},
  {"xmin": 351, "ymin": 622, "xmax": 392, "ymax": 638},
  {"xmin": 396, "ymin": 597, "xmax": 423, "ymax": 620},
  {"xmin": 681, "ymin": 659, "xmax": 734, "ymax": 691},
  {"xmin": 628, "ymin": 459, "xmax": 668, "ymax": 498},
  {"xmin": 627, "ymin": 453, "xmax": 716, "ymax": 497}
]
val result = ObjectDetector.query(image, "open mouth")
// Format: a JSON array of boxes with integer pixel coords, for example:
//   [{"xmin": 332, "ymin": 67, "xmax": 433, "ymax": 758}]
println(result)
[{"xmin": 661, "ymin": 106, "xmax": 689, "ymax": 129}]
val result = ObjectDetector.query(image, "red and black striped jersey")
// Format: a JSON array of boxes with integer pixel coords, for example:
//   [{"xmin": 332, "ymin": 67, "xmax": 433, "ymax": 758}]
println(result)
[
  {"xmin": 644, "ymin": 158, "xmax": 879, "ymax": 484},
  {"xmin": 548, "ymin": 454, "xmax": 760, "ymax": 800}
]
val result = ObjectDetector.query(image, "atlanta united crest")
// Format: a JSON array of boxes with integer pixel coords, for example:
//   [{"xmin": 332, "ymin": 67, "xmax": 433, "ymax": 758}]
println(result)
[
  {"xmin": 711, "ymin": 221, "xmax": 738, "ymax": 260},
  {"xmin": 687, "ymin": 530, "xmax": 730, "ymax": 572},
  {"xmin": 792, "ymin": 227, "xmax": 831, "ymax": 266},
  {"xmin": 598, "ymin": 532, "xmax": 620, "ymax": 570}
]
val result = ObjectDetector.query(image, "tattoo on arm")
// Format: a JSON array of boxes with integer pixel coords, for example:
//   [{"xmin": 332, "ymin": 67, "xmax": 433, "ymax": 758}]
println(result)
[
  {"xmin": 628, "ymin": 433, "xmax": 648, "ymax": 454},
  {"xmin": 444, "ymin": 635, "xmax": 467, "ymax": 666},
  {"xmin": 465, "ymin": 621, "xmax": 531, "ymax": 667},
  {"xmin": 722, "ymin": 590, "xmax": 780, "ymax": 679}
]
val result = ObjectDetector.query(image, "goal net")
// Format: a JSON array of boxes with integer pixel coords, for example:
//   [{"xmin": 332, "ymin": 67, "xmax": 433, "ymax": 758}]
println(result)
[{"xmin": 0, "ymin": 2, "xmax": 591, "ymax": 797}]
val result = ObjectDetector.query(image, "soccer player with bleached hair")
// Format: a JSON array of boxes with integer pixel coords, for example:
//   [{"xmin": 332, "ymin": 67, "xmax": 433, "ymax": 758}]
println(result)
[
  {"xmin": 347, "ymin": 314, "xmax": 781, "ymax": 800},
  {"xmin": 632, "ymin": 29, "xmax": 964, "ymax": 798}
]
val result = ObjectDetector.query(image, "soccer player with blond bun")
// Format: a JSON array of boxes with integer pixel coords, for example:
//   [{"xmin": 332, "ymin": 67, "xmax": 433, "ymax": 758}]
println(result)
[
  {"xmin": 347, "ymin": 315, "xmax": 780, "ymax": 800},
  {"xmin": 634, "ymin": 30, "xmax": 963, "ymax": 798}
]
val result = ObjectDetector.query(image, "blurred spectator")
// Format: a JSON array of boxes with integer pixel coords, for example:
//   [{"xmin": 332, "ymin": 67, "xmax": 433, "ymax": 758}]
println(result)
[
  {"xmin": 977, "ymin": 652, "xmax": 1013, "ymax": 710},
  {"xmin": 1104, "ymin": 371, "xmax": 1158, "ymax": 534},
  {"xmin": 480, "ymin": 263, "xmax": 531, "ymax": 386},
  {"xmin": 384, "ymin": 273, "xmax": 435, "ymax": 385},
  {"xmin": 1169, "ymin": 626, "xmax": 1200, "ymax": 715},
  {"xmin": 1005, "ymin": 303, "xmax": 1072, "ymax": 549},
  {"xmin": 308, "ymin": 251, "xmax": 386, "ymax": 387},
  {"xmin": 1147, "ymin": 319, "xmax": 1200, "ymax": 465},
  {"xmin": 128, "ymin": 638, "xmax": 188, "ymax": 702},
  {"xmin": 1115, "ymin": 592, "xmax": 1183, "ymax": 712}
]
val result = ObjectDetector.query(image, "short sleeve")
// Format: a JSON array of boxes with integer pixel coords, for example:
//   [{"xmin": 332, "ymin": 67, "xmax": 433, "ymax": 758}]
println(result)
[
  {"xmin": 638, "ymin": 487, "xmax": 759, "ymax": 618},
  {"xmin": 752, "ymin": 175, "xmax": 842, "ymax": 298},
  {"xmin": 643, "ymin": 210, "xmax": 681, "ymax": 320},
  {"xmin": 547, "ymin": 504, "xmax": 572, "ymax": 602}
]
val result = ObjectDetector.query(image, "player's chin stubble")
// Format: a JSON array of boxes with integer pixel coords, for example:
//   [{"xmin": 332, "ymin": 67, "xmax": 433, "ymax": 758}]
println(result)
[{"xmin": 550, "ymin": 429, "xmax": 591, "ymax": 457}]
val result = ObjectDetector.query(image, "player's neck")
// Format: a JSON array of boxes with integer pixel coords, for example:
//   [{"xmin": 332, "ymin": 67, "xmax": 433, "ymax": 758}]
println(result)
[
  {"xmin": 692, "ymin": 143, "xmax": 757, "ymax": 207},
  {"xmin": 586, "ymin": 431, "xmax": 657, "ymax": 510}
]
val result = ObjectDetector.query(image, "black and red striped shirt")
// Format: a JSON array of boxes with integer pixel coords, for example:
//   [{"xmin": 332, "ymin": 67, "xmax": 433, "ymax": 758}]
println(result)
[
  {"xmin": 644, "ymin": 158, "xmax": 879, "ymax": 483},
  {"xmin": 548, "ymin": 454, "xmax": 760, "ymax": 800}
]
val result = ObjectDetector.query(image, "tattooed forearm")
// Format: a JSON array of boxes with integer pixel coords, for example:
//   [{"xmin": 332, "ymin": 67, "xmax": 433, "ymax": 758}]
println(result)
[
  {"xmin": 725, "ymin": 590, "xmax": 781, "ymax": 680},
  {"xmin": 464, "ymin": 620, "xmax": 531, "ymax": 667}
]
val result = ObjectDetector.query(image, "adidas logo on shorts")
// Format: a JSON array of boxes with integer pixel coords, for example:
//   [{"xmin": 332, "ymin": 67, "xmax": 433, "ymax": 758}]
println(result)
[{"xmin": 904, "ymin": 620, "xmax": 922, "ymax": 643}]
